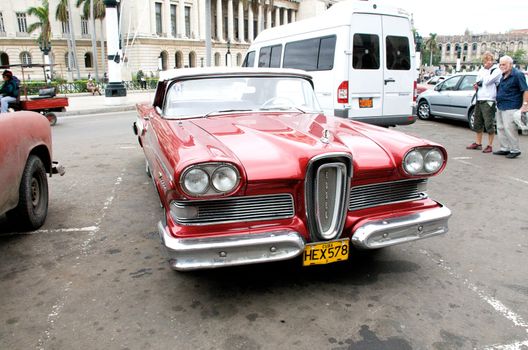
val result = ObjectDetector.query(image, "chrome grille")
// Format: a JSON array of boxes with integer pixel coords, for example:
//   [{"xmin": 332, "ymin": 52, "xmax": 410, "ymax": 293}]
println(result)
[
  {"xmin": 172, "ymin": 194, "xmax": 294, "ymax": 225},
  {"xmin": 348, "ymin": 179, "xmax": 427, "ymax": 211}
]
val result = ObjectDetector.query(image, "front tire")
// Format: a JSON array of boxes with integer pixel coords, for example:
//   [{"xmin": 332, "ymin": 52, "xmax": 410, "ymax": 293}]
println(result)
[
  {"xmin": 7, "ymin": 155, "xmax": 49, "ymax": 230},
  {"xmin": 417, "ymin": 100, "xmax": 433, "ymax": 120},
  {"xmin": 45, "ymin": 112, "xmax": 57, "ymax": 126}
]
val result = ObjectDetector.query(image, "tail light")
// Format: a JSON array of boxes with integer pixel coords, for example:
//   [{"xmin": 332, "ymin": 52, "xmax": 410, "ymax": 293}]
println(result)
[
  {"xmin": 337, "ymin": 81, "xmax": 348, "ymax": 104},
  {"xmin": 413, "ymin": 80, "xmax": 417, "ymax": 102}
]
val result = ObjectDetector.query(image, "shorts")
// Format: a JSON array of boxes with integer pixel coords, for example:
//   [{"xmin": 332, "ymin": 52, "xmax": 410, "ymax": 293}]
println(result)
[{"xmin": 474, "ymin": 100, "xmax": 496, "ymax": 133}]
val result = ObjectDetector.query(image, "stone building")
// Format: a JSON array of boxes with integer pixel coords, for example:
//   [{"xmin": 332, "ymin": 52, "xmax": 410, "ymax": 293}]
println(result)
[
  {"xmin": 0, "ymin": 0, "xmax": 331, "ymax": 80},
  {"xmin": 436, "ymin": 31, "xmax": 528, "ymax": 72}
]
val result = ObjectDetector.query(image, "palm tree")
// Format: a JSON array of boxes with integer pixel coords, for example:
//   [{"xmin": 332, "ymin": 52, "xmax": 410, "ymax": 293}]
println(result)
[
  {"xmin": 76, "ymin": 0, "xmax": 100, "ymax": 81},
  {"xmin": 27, "ymin": 0, "xmax": 52, "ymax": 77},
  {"xmin": 56, "ymin": 0, "xmax": 80, "ymax": 79},
  {"xmin": 424, "ymin": 33, "xmax": 437, "ymax": 66}
]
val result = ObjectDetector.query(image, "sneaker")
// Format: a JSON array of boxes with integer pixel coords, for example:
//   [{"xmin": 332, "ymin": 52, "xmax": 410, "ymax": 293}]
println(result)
[
  {"xmin": 506, "ymin": 152, "xmax": 521, "ymax": 159},
  {"xmin": 482, "ymin": 145, "xmax": 493, "ymax": 153},
  {"xmin": 493, "ymin": 150, "xmax": 510, "ymax": 155},
  {"xmin": 466, "ymin": 142, "xmax": 482, "ymax": 150}
]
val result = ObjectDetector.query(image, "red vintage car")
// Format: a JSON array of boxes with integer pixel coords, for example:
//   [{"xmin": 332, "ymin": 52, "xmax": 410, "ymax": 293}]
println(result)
[
  {"xmin": 0, "ymin": 111, "xmax": 64, "ymax": 230},
  {"xmin": 134, "ymin": 68, "xmax": 451, "ymax": 271}
]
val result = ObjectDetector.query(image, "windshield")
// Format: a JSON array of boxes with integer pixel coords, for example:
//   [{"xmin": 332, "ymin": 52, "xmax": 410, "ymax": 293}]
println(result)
[{"xmin": 163, "ymin": 76, "xmax": 321, "ymax": 118}]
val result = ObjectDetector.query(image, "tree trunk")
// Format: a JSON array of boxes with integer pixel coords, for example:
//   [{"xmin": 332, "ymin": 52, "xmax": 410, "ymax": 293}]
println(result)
[
  {"xmin": 90, "ymin": 0, "xmax": 99, "ymax": 81},
  {"xmin": 100, "ymin": 20, "xmax": 106, "ymax": 78},
  {"xmin": 67, "ymin": 0, "xmax": 81, "ymax": 79},
  {"xmin": 430, "ymin": 50, "xmax": 433, "ymax": 66}
]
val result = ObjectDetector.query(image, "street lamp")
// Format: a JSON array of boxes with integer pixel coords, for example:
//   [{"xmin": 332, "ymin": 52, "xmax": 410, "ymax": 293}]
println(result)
[
  {"xmin": 103, "ymin": 0, "xmax": 127, "ymax": 103},
  {"xmin": 200, "ymin": 57, "xmax": 204, "ymax": 67},
  {"xmin": 38, "ymin": 38, "xmax": 52, "ymax": 85},
  {"xmin": 225, "ymin": 40, "xmax": 232, "ymax": 67}
]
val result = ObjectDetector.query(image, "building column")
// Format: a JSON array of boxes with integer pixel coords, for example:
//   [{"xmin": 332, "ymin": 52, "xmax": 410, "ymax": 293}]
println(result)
[
  {"xmin": 257, "ymin": 3, "xmax": 263, "ymax": 35},
  {"xmin": 163, "ymin": 0, "xmax": 171, "ymax": 37},
  {"xmin": 266, "ymin": 6, "xmax": 272, "ymax": 29},
  {"xmin": 291, "ymin": 10, "xmax": 296, "ymax": 22},
  {"xmin": 216, "ymin": 0, "xmax": 223, "ymax": 41},
  {"xmin": 247, "ymin": 5, "xmax": 254, "ymax": 42},
  {"xmin": 199, "ymin": 0, "xmax": 206, "ymax": 40},
  {"xmin": 150, "ymin": 0, "xmax": 157, "ymax": 34},
  {"xmin": 283, "ymin": 8, "xmax": 288, "ymax": 25},
  {"xmin": 179, "ymin": 0, "xmax": 185, "ymax": 37},
  {"xmin": 274, "ymin": 6, "xmax": 280, "ymax": 27},
  {"xmin": 238, "ymin": 0, "xmax": 245, "ymax": 42},
  {"xmin": 227, "ymin": 0, "xmax": 234, "ymax": 42}
]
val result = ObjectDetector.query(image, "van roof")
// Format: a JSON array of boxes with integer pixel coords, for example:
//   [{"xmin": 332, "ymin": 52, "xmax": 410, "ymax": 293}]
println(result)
[{"xmin": 253, "ymin": 0, "xmax": 411, "ymax": 45}]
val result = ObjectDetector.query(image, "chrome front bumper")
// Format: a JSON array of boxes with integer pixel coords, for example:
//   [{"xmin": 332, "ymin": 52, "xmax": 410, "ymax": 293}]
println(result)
[
  {"xmin": 351, "ymin": 205, "xmax": 452, "ymax": 249},
  {"xmin": 158, "ymin": 203, "xmax": 451, "ymax": 270},
  {"xmin": 158, "ymin": 222, "xmax": 305, "ymax": 271}
]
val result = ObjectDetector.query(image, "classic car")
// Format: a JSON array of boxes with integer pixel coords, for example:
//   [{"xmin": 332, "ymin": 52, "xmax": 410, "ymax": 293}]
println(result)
[
  {"xmin": 0, "ymin": 111, "xmax": 64, "ymax": 231},
  {"xmin": 134, "ymin": 68, "xmax": 451, "ymax": 271}
]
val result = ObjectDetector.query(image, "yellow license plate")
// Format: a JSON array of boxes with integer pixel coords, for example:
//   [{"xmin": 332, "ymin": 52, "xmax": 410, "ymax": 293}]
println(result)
[
  {"xmin": 359, "ymin": 97, "xmax": 373, "ymax": 108},
  {"xmin": 302, "ymin": 239, "xmax": 349, "ymax": 266}
]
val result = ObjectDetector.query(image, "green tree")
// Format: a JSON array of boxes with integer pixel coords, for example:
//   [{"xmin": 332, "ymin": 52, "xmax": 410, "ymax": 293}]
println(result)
[
  {"xmin": 27, "ymin": 0, "xmax": 53, "ymax": 79},
  {"xmin": 424, "ymin": 33, "xmax": 438, "ymax": 66},
  {"xmin": 76, "ymin": 0, "xmax": 105, "ymax": 81},
  {"xmin": 511, "ymin": 49, "xmax": 527, "ymax": 65}
]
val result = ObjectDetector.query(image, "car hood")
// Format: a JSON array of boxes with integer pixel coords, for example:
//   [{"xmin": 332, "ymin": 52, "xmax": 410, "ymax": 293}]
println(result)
[{"xmin": 164, "ymin": 112, "xmax": 436, "ymax": 182}]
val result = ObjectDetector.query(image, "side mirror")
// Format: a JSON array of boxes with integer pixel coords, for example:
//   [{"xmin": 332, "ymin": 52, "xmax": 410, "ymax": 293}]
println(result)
[{"xmin": 155, "ymin": 106, "xmax": 163, "ymax": 115}]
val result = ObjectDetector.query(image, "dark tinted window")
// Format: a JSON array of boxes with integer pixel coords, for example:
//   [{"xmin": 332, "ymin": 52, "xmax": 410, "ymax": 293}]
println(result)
[
  {"xmin": 258, "ymin": 46, "xmax": 271, "ymax": 67},
  {"xmin": 270, "ymin": 45, "xmax": 282, "ymax": 68},
  {"xmin": 353, "ymin": 34, "xmax": 379, "ymax": 70},
  {"xmin": 242, "ymin": 51, "xmax": 255, "ymax": 67},
  {"xmin": 386, "ymin": 36, "xmax": 410, "ymax": 70},
  {"xmin": 283, "ymin": 35, "xmax": 336, "ymax": 71}
]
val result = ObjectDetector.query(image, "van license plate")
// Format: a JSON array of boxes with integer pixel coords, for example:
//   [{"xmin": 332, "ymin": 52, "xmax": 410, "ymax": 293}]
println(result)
[
  {"xmin": 302, "ymin": 239, "xmax": 349, "ymax": 266},
  {"xmin": 359, "ymin": 98, "xmax": 373, "ymax": 108}
]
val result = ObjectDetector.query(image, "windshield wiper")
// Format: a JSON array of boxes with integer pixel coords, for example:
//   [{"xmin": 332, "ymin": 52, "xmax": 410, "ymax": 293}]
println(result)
[
  {"xmin": 203, "ymin": 109, "xmax": 253, "ymax": 118},
  {"xmin": 259, "ymin": 106, "xmax": 306, "ymax": 113}
]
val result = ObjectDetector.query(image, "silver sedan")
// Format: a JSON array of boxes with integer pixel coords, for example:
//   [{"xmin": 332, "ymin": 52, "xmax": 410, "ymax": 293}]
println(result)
[{"xmin": 417, "ymin": 73, "xmax": 477, "ymax": 129}]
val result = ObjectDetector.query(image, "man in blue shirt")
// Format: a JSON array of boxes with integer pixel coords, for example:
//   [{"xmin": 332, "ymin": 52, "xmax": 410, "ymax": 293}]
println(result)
[{"xmin": 493, "ymin": 55, "xmax": 528, "ymax": 159}]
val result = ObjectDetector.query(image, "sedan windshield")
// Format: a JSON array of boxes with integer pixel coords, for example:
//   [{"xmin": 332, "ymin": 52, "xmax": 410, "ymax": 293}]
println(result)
[{"xmin": 163, "ymin": 76, "xmax": 321, "ymax": 118}]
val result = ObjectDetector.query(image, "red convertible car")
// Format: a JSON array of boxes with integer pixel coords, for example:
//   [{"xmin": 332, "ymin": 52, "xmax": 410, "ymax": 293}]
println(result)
[
  {"xmin": 0, "ymin": 111, "xmax": 64, "ymax": 231},
  {"xmin": 134, "ymin": 68, "xmax": 451, "ymax": 271}
]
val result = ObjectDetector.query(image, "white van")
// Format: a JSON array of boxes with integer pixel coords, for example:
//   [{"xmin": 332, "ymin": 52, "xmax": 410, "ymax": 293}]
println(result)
[{"xmin": 242, "ymin": 0, "xmax": 417, "ymax": 127}]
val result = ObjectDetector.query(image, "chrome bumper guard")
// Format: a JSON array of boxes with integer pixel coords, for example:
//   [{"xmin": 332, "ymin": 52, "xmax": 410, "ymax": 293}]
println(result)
[
  {"xmin": 158, "ymin": 222, "xmax": 305, "ymax": 271},
  {"xmin": 51, "ymin": 161, "xmax": 66, "ymax": 176},
  {"xmin": 351, "ymin": 204, "xmax": 451, "ymax": 249}
]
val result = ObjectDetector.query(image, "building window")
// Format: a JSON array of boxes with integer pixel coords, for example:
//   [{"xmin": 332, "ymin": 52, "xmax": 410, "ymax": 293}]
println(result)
[
  {"xmin": 0, "ymin": 52, "xmax": 10, "ymax": 66},
  {"xmin": 244, "ymin": 19, "xmax": 248, "ymax": 41},
  {"xmin": 16, "ymin": 12, "xmax": 28, "ymax": 33},
  {"xmin": 185, "ymin": 6, "xmax": 191, "ymax": 37},
  {"xmin": 472, "ymin": 43, "xmax": 477, "ymax": 52},
  {"xmin": 175, "ymin": 51, "xmax": 183, "ymax": 68},
  {"xmin": 84, "ymin": 52, "xmax": 93, "ymax": 68},
  {"xmin": 234, "ymin": 18, "xmax": 239, "ymax": 40},
  {"xmin": 170, "ymin": 5, "xmax": 177, "ymax": 37},
  {"xmin": 0, "ymin": 12, "xmax": 6, "ymax": 33},
  {"xmin": 81, "ymin": 17, "xmax": 89, "ymax": 35},
  {"xmin": 214, "ymin": 52, "xmax": 220, "ymax": 66},
  {"xmin": 65, "ymin": 52, "xmax": 70, "ymax": 69},
  {"xmin": 236, "ymin": 53, "xmax": 242, "ymax": 66},
  {"xmin": 20, "ymin": 51, "xmax": 32, "ymax": 65},
  {"xmin": 189, "ymin": 51, "xmax": 196, "ymax": 67},
  {"xmin": 62, "ymin": 20, "xmax": 70, "ymax": 34},
  {"xmin": 223, "ymin": 16, "xmax": 228, "ymax": 40},
  {"xmin": 446, "ymin": 43, "xmax": 451, "ymax": 52},
  {"xmin": 155, "ymin": 2, "xmax": 162, "ymax": 35}
]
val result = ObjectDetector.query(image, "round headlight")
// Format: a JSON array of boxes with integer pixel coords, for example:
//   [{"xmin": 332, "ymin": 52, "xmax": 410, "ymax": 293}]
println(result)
[
  {"xmin": 424, "ymin": 149, "xmax": 444, "ymax": 173},
  {"xmin": 404, "ymin": 150, "xmax": 424, "ymax": 174},
  {"xmin": 183, "ymin": 168, "xmax": 209, "ymax": 194},
  {"xmin": 211, "ymin": 165, "xmax": 239, "ymax": 192}
]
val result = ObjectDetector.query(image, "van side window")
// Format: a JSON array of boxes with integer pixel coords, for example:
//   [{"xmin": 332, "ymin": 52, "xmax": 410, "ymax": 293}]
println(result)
[
  {"xmin": 283, "ymin": 35, "xmax": 336, "ymax": 71},
  {"xmin": 258, "ymin": 45, "xmax": 282, "ymax": 68},
  {"xmin": 353, "ymin": 34, "xmax": 380, "ymax": 70},
  {"xmin": 386, "ymin": 36, "xmax": 410, "ymax": 70},
  {"xmin": 242, "ymin": 51, "xmax": 255, "ymax": 67}
]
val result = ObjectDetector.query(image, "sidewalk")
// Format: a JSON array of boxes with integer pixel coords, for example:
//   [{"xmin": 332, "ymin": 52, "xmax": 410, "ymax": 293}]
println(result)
[{"xmin": 60, "ymin": 89, "xmax": 156, "ymax": 116}]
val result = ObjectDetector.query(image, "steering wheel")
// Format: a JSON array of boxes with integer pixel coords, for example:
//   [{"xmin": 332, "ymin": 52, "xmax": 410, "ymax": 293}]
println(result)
[{"xmin": 260, "ymin": 96, "xmax": 296, "ymax": 109}]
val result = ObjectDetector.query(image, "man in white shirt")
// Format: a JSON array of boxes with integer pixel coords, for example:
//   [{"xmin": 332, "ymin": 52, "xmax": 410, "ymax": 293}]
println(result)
[{"xmin": 466, "ymin": 52, "xmax": 502, "ymax": 153}]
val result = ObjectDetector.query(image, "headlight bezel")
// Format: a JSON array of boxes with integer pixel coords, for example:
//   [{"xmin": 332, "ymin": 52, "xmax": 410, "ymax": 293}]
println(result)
[
  {"xmin": 180, "ymin": 162, "xmax": 241, "ymax": 197},
  {"xmin": 403, "ymin": 147, "xmax": 445, "ymax": 176}
]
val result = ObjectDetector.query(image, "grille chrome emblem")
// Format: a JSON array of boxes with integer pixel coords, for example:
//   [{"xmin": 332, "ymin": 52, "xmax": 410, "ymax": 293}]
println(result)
[{"xmin": 320, "ymin": 129, "xmax": 330, "ymax": 144}]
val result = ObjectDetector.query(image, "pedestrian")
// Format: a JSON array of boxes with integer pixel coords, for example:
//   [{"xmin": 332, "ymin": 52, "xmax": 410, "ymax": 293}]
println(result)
[
  {"xmin": 493, "ymin": 55, "xmax": 528, "ymax": 159},
  {"xmin": 466, "ymin": 51, "xmax": 502, "ymax": 153},
  {"xmin": 0, "ymin": 70, "xmax": 19, "ymax": 114},
  {"xmin": 86, "ymin": 78, "xmax": 102, "ymax": 96}
]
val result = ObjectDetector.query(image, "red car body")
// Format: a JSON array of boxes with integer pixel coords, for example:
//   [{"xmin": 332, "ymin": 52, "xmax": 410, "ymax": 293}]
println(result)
[
  {"xmin": 134, "ymin": 68, "xmax": 451, "ymax": 271},
  {"xmin": 0, "ymin": 111, "xmax": 64, "ymax": 230}
]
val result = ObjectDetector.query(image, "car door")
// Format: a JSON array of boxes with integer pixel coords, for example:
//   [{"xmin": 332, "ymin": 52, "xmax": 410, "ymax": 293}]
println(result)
[
  {"xmin": 428, "ymin": 75, "xmax": 462, "ymax": 117},
  {"xmin": 448, "ymin": 74, "xmax": 477, "ymax": 121}
]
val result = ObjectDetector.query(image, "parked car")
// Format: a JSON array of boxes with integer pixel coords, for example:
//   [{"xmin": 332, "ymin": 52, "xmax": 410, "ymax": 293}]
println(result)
[
  {"xmin": 134, "ymin": 67, "xmax": 451, "ymax": 271},
  {"xmin": 0, "ymin": 111, "xmax": 65, "ymax": 230},
  {"xmin": 417, "ymin": 72, "xmax": 478, "ymax": 128},
  {"xmin": 425, "ymin": 75, "xmax": 447, "ymax": 85}
]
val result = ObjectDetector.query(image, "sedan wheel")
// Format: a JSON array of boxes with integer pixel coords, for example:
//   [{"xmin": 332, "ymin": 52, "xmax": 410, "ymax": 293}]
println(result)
[
  {"xmin": 468, "ymin": 108, "xmax": 476, "ymax": 130},
  {"xmin": 417, "ymin": 100, "xmax": 433, "ymax": 120}
]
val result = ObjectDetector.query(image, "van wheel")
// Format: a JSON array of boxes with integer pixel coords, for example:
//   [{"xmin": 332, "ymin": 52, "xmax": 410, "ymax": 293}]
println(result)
[
  {"xmin": 7, "ymin": 155, "xmax": 49, "ymax": 230},
  {"xmin": 417, "ymin": 100, "xmax": 433, "ymax": 120},
  {"xmin": 468, "ymin": 108, "xmax": 476, "ymax": 130}
]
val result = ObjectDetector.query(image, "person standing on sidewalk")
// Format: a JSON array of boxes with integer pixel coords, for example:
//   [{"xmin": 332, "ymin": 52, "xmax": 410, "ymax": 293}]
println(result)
[
  {"xmin": 493, "ymin": 55, "xmax": 528, "ymax": 159},
  {"xmin": 466, "ymin": 52, "xmax": 502, "ymax": 153}
]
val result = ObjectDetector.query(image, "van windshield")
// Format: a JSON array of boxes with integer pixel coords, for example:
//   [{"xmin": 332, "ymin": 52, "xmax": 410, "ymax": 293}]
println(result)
[{"xmin": 163, "ymin": 76, "xmax": 322, "ymax": 119}]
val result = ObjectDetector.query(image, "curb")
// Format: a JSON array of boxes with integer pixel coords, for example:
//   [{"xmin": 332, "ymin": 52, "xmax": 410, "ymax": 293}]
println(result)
[{"xmin": 58, "ymin": 104, "xmax": 137, "ymax": 117}]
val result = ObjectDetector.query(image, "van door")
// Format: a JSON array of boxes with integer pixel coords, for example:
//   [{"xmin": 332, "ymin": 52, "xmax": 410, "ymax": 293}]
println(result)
[
  {"xmin": 348, "ymin": 14, "xmax": 384, "ymax": 122},
  {"xmin": 382, "ymin": 16, "xmax": 413, "ymax": 121}
]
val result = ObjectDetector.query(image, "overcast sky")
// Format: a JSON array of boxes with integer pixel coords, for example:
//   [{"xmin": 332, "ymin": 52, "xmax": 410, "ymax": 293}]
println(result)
[{"xmin": 380, "ymin": 0, "xmax": 528, "ymax": 36}]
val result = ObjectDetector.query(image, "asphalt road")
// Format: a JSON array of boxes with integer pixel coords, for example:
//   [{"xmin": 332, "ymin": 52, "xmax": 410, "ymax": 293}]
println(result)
[{"xmin": 1, "ymin": 112, "xmax": 527, "ymax": 350}]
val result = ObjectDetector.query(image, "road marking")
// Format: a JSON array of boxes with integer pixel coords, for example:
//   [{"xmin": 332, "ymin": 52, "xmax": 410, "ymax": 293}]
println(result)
[
  {"xmin": 33, "ymin": 226, "xmax": 98, "ymax": 234},
  {"xmin": 36, "ymin": 281, "xmax": 72, "ymax": 350},
  {"xmin": 421, "ymin": 249, "xmax": 528, "ymax": 349},
  {"xmin": 452, "ymin": 156, "xmax": 473, "ymax": 160}
]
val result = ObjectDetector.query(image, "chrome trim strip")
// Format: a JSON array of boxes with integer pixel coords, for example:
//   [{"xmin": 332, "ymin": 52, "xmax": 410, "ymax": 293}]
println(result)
[
  {"xmin": 349, "ymin": 179, "xmax": 428, "ymax": 211},
  {"xmin": 158, "ymin": 222, "xmax": 306, "ymax": 271},
  {"xmin": 351, "ymin": 204, "xmax": 451, "ymax": 249}
]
